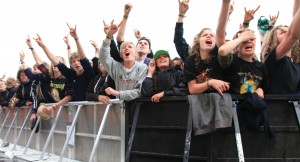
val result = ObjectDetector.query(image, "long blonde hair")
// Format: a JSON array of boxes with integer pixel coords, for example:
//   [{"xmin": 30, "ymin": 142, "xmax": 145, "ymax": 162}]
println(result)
[
  {"xmin": 260, "ymin": 25, "xmax": 282, "ymax": 63},
  {"xmin": 261, "ymin": 25, "xmax": 300, "ymax": 64}
]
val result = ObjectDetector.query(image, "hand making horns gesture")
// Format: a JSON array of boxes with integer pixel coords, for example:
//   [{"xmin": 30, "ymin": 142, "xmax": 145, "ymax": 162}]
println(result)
[
  {"xmin": 244, "ymin": 5, "xmax": 260, "ymax": 23},
  {"xmin": 178, "ymin": 0, "xmax": 189, "ymax": 15}
]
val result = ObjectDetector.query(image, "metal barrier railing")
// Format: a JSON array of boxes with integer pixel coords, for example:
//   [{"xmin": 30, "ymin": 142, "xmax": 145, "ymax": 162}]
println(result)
[{"xmin": 0, "ymin": 99, "xmax": 125, "ymax": 162}]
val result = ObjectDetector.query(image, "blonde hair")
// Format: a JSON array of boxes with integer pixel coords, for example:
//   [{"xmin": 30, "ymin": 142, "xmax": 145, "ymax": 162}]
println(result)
[
  {"xmin": 260, "ymin": 25, "xmax": 282, "ymax": 63},
  {"xmin": 69, "ymin": 52, "xmax": 79, "ymax": 65},
  {"xmin": 5, "ymin": 77, "xmax": 16, "ymax": 88},
  {"xmin": 49, "ymin": 56, "xmax": 66, "ymax": 78},
  {"xmin": 120, "ymin": 41, "xmax": 136, "ymax": 52},
  {"xmin": 260, "ymin": 25, "xmax": 300, "ymax": 64}
]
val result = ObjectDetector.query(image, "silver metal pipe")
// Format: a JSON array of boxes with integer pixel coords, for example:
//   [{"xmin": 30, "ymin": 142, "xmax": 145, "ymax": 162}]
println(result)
[
  {"xmin": 59, "ymin": 105, "xmax": 82, "ymax": 162},
  {"xmin": 88, "ymin": 104, "xmax": 112, "ymax": 162}
]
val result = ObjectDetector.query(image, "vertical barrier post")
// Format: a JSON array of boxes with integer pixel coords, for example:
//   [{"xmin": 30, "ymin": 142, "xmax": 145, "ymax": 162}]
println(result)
[
  {"xmin": 13, "ymin": 108, "xmax": 32, "ymax": 150},
  {"xmin": 232, "ymin": 101, "xmax": 245, "ymax": 162},
  {"xmin": 125, "ymin": 103, "xmax": 141, "ymax": 162},
  {"xmin": 183, "ymin": 106, "xmax": 193, "ymax": 162},
  {"xmin": 88, "ymin": 104, "xmax": 112, "ymax": 162},
  {"xmin": 38, "ymin": 106, "xmax": 63, "ymax": 159},
  {"xmin": 2, "ymin": 108, "xmax": 20, "ymax": 146},
  {"xmin": 23, "ymin": 116, "xmax": 41, "ymax": 154},
  {"xmin": 59, "ymin": 105, "xmax": 82, "ymax": 162},
  {"xmin": 0, "ymin": 109, "xmax": 11, "ymax": 140},
  {"xmin": 291, "ymin": 101, "xmax": 300, "ymax": 129}
]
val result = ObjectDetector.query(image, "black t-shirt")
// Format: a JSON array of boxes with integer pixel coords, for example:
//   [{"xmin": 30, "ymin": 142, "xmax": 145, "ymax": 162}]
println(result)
[
  {"xmin": 50, "ymin": 77, "xmax": 66, "ymax": 102},
  {"xmin": 219, "ymin": 54, "xmax": 268, "ymax": 94},
  {"xmin": 184, "ymin": 46, "xmax": 224, "ymax": 84},
  {"xmin": 265, "ymin": 47, "xmax": 300, "ymax": 94}
]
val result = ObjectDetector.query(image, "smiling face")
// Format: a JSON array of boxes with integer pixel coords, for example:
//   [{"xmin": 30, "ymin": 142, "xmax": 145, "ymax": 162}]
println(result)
[
  {"xmin": 155, "ymin": 55, "xmax": 170, "ymax": 71},
  {"xmin": 120, "ymin": 41, "xmax": 136, "ymax": 63}
]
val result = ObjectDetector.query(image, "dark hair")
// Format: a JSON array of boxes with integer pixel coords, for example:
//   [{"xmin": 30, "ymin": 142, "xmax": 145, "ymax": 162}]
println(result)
[{"xmin": 137, "ymin": 37, "xmax": 151, "ymax": 49}]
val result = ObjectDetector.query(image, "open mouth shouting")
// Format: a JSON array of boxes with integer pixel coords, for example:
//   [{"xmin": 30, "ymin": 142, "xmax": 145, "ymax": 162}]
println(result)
[{"xmin": 125, "ymin": 53, "xmax": 130, "ymax": 56}]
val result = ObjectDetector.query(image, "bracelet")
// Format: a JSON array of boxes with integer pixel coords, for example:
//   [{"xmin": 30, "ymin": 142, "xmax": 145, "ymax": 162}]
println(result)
[
  {"xmin": 106, "ymin": 34, "xmax": 113, "ymax": 39},
  {"xmin": 243, "ymin": 22, "xmax": 249, "ymax": 27},
  {"xmin": 67, "ymin": 45, "xmax": 70, "ymax": 49},
  {"xmin": 206, "ymin": 79, "xmax": 212, "ymax": 88},
  {"xmin": 20, "ymin": 61, "xmax": 25, "ymax": 64},
  {"xmin": 74, "ymin": 37, "xmax": 79, "ymax": 41},
  {"xmin": 95, "ymin": 48, "xmax": 99, "ymax": 52},
  {"xmin": 123, "ymin": 15, "xmax": 128, "ymax": 19},
  {"xmin": 52, "ymin": 104, "xmax": 57, "ymax": 109},
  {"xmin": 29, "ymin": 47, "xmax": 34, "ymax": 50},
  {"xmin": 267, "ymin": 25, "xmax": 274, "ymax": 30},
  {"xmin": 179, "ymin": 14, "xmax": 186, "ymax": 18}
]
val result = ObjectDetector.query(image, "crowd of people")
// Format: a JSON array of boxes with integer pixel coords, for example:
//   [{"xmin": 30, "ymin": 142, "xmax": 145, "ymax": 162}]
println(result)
[{"xmin": 0, "ymin": 0, "xmax": 299, "ymax": 133}]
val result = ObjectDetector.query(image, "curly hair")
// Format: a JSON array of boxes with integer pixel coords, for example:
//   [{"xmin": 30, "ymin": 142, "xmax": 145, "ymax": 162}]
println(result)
[{"xmin": 189, "ymin": 28, "xmax": 214, "ymax": 68}]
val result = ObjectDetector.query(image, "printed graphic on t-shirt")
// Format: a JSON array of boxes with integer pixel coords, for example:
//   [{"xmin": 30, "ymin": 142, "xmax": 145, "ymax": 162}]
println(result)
[
  {"xmin": 196, "ymin": 68, "xmax": 211, "ymax": 83},
  {"xmin": 238, "ymin": 72, "xmax": 262, "ymax": 94},
  {"xmin": 51, "ymin": 89, "xmax": 60, "ymax": 102},
  {"xmin": 118, "ymin": 75, "xmax": 137, "ymax": 85}
]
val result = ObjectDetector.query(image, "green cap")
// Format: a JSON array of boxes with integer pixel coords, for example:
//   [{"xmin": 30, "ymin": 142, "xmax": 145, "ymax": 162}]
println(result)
[{"xmin": 154, "ymin": 50, "xmax": 170, "ymax": 60}]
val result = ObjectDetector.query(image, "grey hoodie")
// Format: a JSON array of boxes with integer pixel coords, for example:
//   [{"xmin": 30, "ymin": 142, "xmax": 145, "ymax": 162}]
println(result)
[{"xmin": 99, "ymin": 41, "xmax": 148, "ymax": 101}]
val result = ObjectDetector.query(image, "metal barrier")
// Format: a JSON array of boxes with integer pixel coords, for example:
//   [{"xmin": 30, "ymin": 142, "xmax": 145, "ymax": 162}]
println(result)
[{"xmin": 0, "ymin": 99, "xmax": 125, "ymax": 162}]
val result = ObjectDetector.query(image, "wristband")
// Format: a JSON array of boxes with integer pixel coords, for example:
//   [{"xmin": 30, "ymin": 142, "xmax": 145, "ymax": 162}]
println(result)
[
  {"xmin": 67, "ymin": 45, "xmax": 70, "ymax": 49},
  {"xmin": 179, "ymin": 14, "xmax": 186, "ymax": 18},
  {"xmin": 123, "ymin": 15, "xmax": 128, "ymax": 19},
  {"xmin": 243, "ymin": 22, "xmax": 249, "ymax": 27},
  {"xmin": 106, "ymin": 34, "xmax": 113, "ymax": 39},
  {"xmin": 267, "ymin": 25, "xmax": 274, "ymax": 30},
  {"xmin": 29, "ymin": 47, "xmax": 34, "ymax": 50}
]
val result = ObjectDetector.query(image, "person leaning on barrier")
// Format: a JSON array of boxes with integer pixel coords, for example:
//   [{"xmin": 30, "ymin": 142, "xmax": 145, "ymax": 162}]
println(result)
[
  {"xmin": 86, "ymin": 41, "xmax": 116, "ymax": 104},
  {"xmin": 175, "ymin": 0, "xmax": 230, "ymax": 95},
  {"xmin": 141, "ymin": 50, "xmax": 188, "ymax": 103},
  {"xmin": 5, "ymin": 77, "xmax": 18, "ymax": 105},
  {"xmin": 260, "ymin": 0, "xmax": 300, "ymax": 95},
  {"xmin": 0, "ymin": 79, "xmax": 10, "ymax": 107},
  {"xmin": 99, "ymin": 20, "xmax": 148, "ymax": 101}
]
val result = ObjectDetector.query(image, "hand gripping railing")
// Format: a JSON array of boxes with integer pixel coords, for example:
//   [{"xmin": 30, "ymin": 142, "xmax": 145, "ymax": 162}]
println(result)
[{"xmin": 88, "ymin": 103, "xmax": 112, "ymax": 162}]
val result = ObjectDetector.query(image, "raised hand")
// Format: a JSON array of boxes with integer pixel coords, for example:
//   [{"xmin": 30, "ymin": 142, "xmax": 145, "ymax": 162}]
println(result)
[
  {"xmin": 124, "ymin": 3, "xmax": 133, "ymax": 17},
  {"xmin": 63, "ymin": 34, "xmax": 70, "ymax": 45},
  {"xmin": 269, "ymin": 11, "xmax": 279, "ymax": 26},
  {"xmin": 67, "ymin": 23, "xmax": 78, "ymax": 39},
  {"xmin": 90, "ymin": 40, "xmax": 98, "ymax": 49},
  {"xmin": 147, "ymin": 59, "xmax": 156, "ymax": 76},
  {"xmin": 33, "ymin": 33, "xmax": 45, "ymax": 48},
  {"xmin": 134, "ymin": 29, "xmax": 141, "ymax": 39},
  {"xmin": 244, "ymin": 5, "xmax": 260, "ymax": 23},
  {"xmin": 19, "ymin": 51, "xmax": 25, "ymax": 62},
  {"xmin": 107, "ymin": 20, "xmax": 120, "ymax": 36},
  {"xmin": 26, "ymin": 35, "xmax": 33, "ymax": 47},
  {"xmin": 103, "ymin": 20, "xmax": 110, "ymax": 34},
  {"xmin": 178, "ymin": 0, "xmax": 189, "ymax": 15}
]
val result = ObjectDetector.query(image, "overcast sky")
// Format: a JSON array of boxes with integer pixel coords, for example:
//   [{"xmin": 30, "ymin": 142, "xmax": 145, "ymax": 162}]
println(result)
[{"xmin": 0, "ymin": 0, "xmax": 294, "ymax": 78}]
